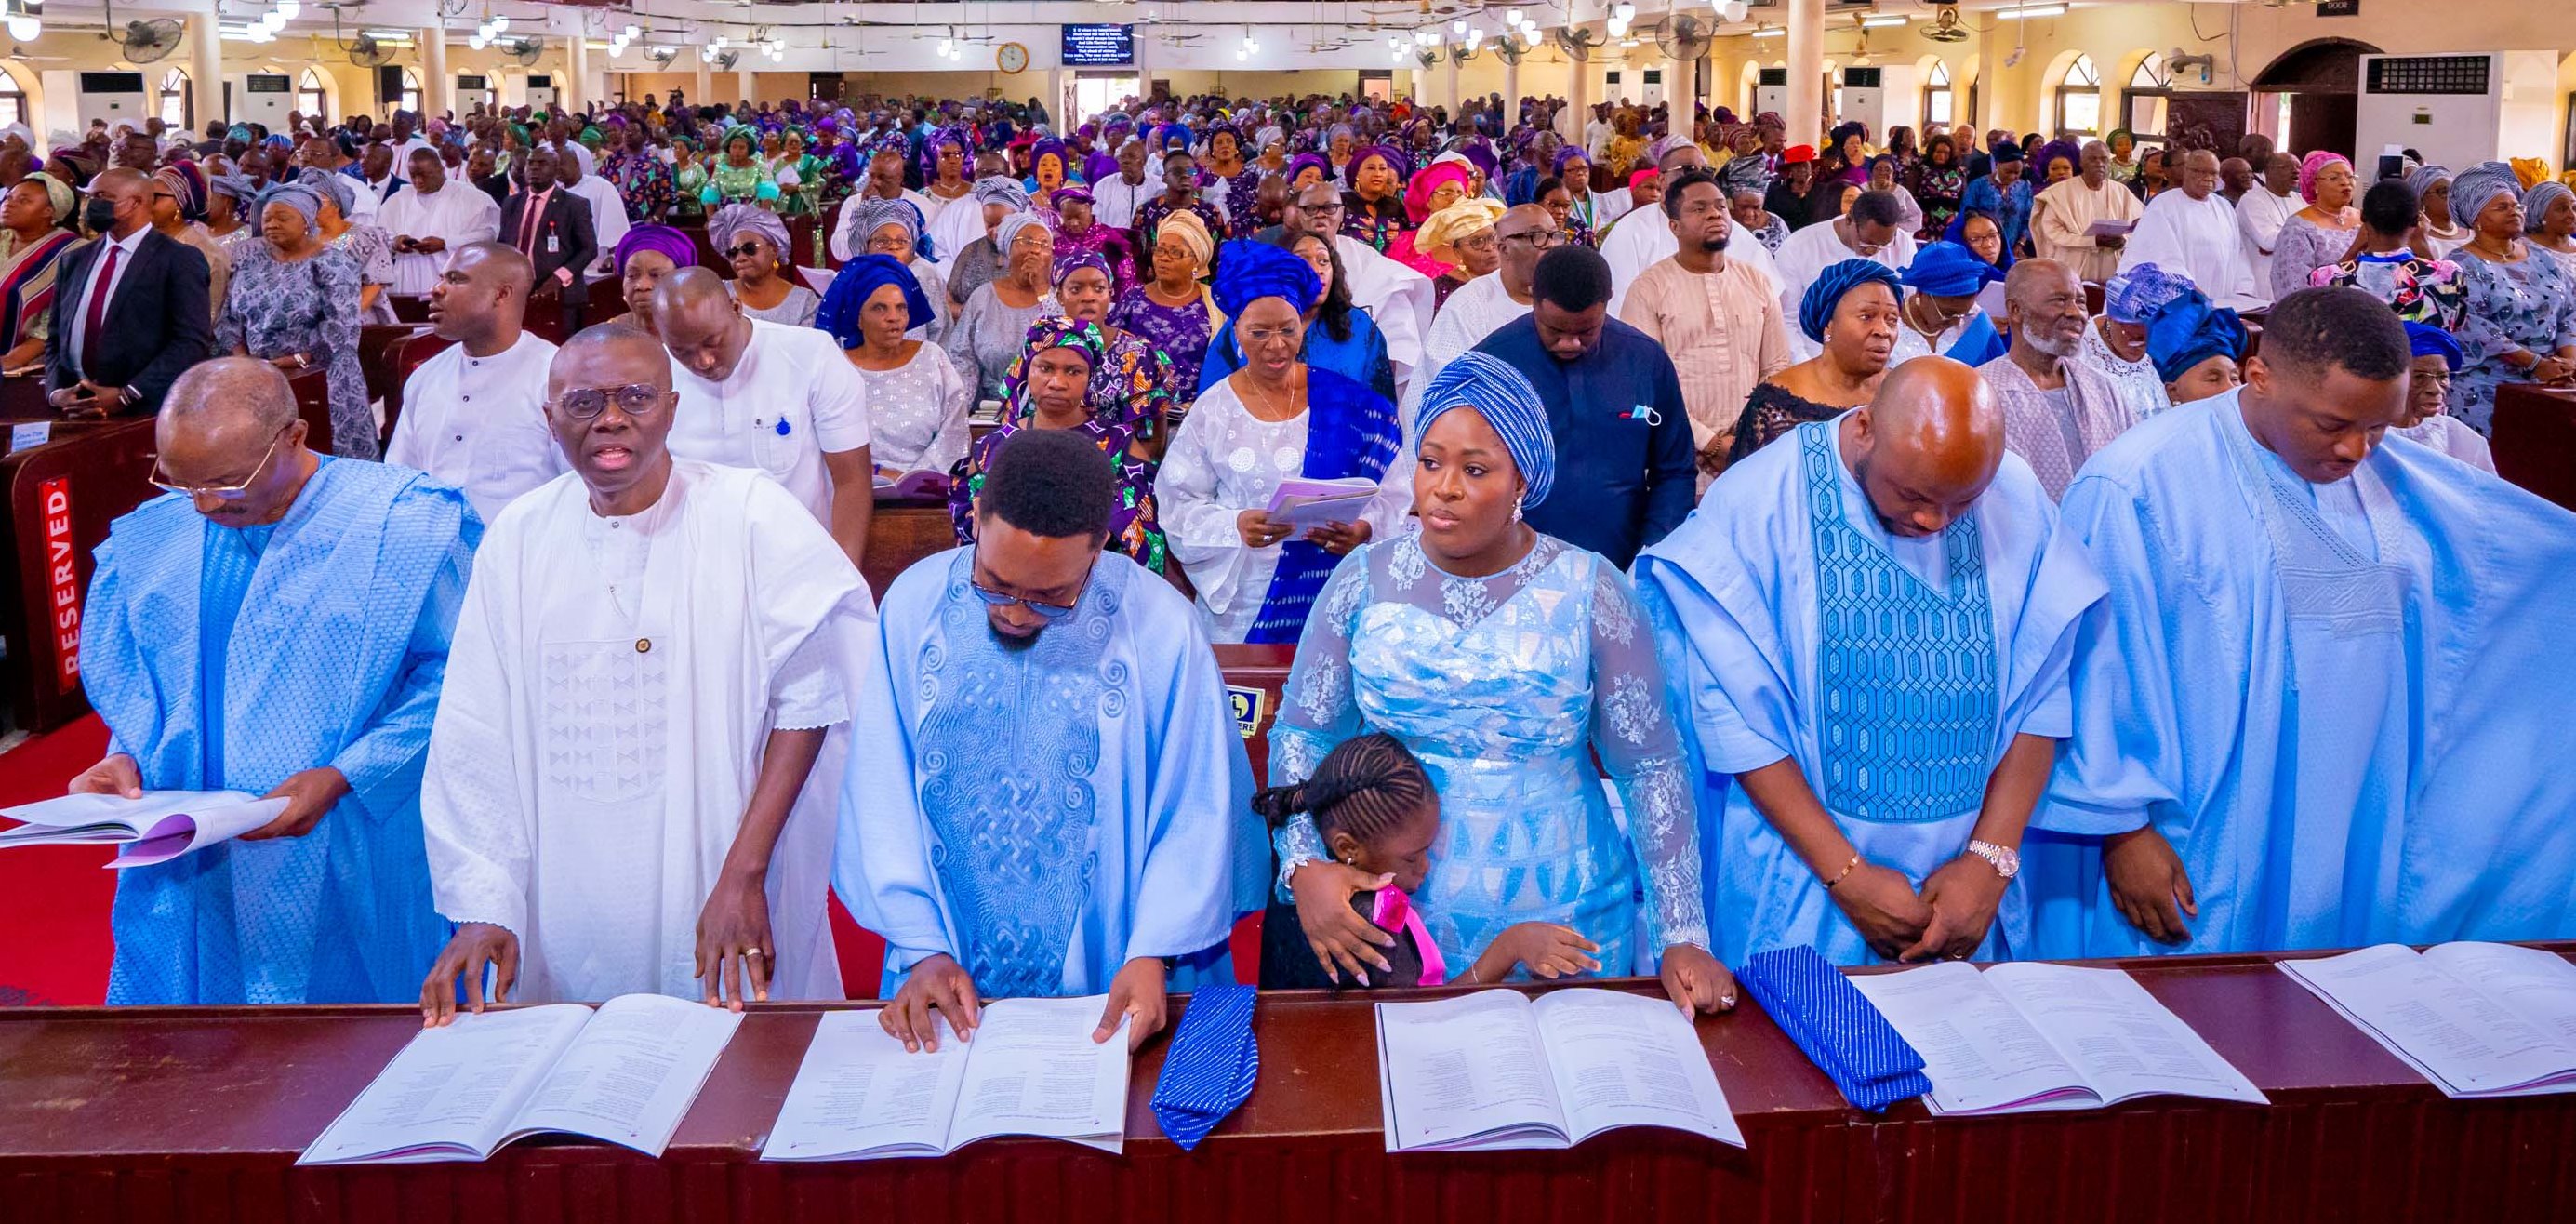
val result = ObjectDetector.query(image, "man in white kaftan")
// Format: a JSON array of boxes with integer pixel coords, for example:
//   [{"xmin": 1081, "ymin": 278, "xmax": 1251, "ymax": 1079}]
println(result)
[
  {"xmin": 2118, "ymin": 151, "xmax": 2259, "ymax": 310},
  {"xmin": 2235, "ymin": 153, "xmax": 2303, "ymax": 307},
  {"xmin": 378, "ymin": 147, "xmax": 503, "ymax": 299},
  {"xmin": 1770, "ymin": 190, "xmax": 1918, "ymax": 322},
  {"xmin": 841, "ymin": 429, "xmax": 1260, "ymax": 1053},
  {"xmin": 1635, "ymin": 357, "xmax": 2104, "ymax": 966},
  {"xmin": 419, "ymin": 325, "xmax": 873, "ymax": 1018}
]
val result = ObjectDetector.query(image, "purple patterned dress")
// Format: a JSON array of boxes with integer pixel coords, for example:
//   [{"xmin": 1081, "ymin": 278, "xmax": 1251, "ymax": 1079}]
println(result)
[{"xmin": 1107, "ymin": 284, "xmax": 1220, "ymax": 423}]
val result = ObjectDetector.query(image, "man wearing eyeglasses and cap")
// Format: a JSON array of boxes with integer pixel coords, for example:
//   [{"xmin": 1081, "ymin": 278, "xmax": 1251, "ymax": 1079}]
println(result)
[
  {"xmin": 841, "ymin": 427, "xmax": 1259, "ymax": 1055},
  {"xmin": 418, "ymin": 322, "xmax": 873, "ymax": 1022},
  {"xmin": 70, "ymin": 356, "xmax": 477, "ymax": 1004}
]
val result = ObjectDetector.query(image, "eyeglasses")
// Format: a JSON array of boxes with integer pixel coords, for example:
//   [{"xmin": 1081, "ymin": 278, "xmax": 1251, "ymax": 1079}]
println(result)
[
  {"xmin": 551, "ymin": 383, "xmax": 671, "ymax": 419},
  {"xmin": 721, "ymin": 242, "xmax": 767, "ymax": 260},
  {"xmin": 1502, "ymin": 229, "xmax": 1563, "ymax": 250},
  {"xmin": 1298, "ymin": 201, "xmax": 1346, "ymax": 216},
  {"xmin": 1242, "ymin": 325, "xmax": 1302, "ymax": 347},
  {"xmin": 968, "ymin": 553, "xmax": 1082, "ymax": 619},
  {"xmin": 150, "ymin": 427, "xmax": 285, "ymax": 500}
]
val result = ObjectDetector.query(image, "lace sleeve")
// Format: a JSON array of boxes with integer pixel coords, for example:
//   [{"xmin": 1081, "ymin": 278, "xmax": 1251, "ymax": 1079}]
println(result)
[
  {"xmin": 1588, "ymin": 561, "xmax": 1712, "ymax": 953},
  {"xmin": 1267, "ymin": 547, "xmax": 1374, "ymax": 886}
]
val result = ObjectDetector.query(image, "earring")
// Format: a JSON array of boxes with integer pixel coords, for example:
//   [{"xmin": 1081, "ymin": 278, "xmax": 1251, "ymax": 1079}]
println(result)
[{"xmin": 1511, "ymin": 496, "xmax": 1525, "ymax": 524}]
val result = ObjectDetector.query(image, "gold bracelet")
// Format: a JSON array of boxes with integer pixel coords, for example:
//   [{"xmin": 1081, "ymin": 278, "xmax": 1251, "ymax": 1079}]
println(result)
[{"xmin": 1821, "ymin": 852, "xmax": 1863, "ymax": 891}]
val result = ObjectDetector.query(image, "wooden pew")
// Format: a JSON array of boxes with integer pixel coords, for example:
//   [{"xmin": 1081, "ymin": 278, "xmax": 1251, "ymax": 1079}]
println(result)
[
  {"xmin": 1215, "ymin": 643, "xmax": 1296, "ymax": 788},
  {"xmin": 858, "ymin": 496, "xmax": 956, "ymax": 599},
  {"xmin": 2491, "ymin": 383, "xmax": 2576, "ymax": 512},
  {"xmin": 0, "ymin": 419, "xmax": 159, "ymax": 731},
  {"xmin": 375, "ymin": 331, "xmax": 457, "ymax": 447}
]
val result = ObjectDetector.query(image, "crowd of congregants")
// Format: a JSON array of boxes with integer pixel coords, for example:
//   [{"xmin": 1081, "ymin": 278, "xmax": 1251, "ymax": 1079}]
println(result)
[{"xmin": 17, "ymin": 85, "xmax": 2572, "ymax": 1044}]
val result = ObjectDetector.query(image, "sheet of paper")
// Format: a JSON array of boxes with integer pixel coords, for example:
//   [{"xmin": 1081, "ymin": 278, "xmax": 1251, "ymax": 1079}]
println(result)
[
  {"xmin": 2423, "ymin": 943, "xmax": 2576, "ymax": 1046},
  {"xmin": 112, "ymin": 798, "xmax": 291, "ymax": 868},
  {"xmin": 2085, "ymin": 219, "xmax": 2138, "ymax": 238},
  {"xmin": 1, "ymin": 790, "xmax": 261, "ymax": 838},
  {"xmin": 1374, "ymin": 989, "xmax": 1564, "ymax": 1151},
  {"xmin": 2281, "ymin": 945, "xmax": 2576, "ymax": 1097},
  {"xmin": 945, "ymin": 995, "xmax": 1130, "ymax": 1151},
  {"xmin": 1265, "ymin": 477, "xmax": 1380, "ymax": 529},
  {"xmin": 1532, "ymin": 989, "xmax": 1744, "ymax": 1147},
  {"xmin": 1982, "ymin": 963, "xmax": 2266, "ymax": 1107},
  {"xmin": 762, "ymin": 1010, "xmax": 972, "ymax": 1160},
  {"xmin": 1849, "ymin": 963, "xmax": 2091, "ymax": 1115},
  {"xmin": 298, "ymin": 1004, "xmax": 593, "ymax": 1164},
  {"xmin": 514, "ymin": 994, "xmax": 742, "ymax": 1157}
]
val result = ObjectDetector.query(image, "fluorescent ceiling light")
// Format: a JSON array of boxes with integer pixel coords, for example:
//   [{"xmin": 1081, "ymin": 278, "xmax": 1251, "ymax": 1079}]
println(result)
[
  {"xmin": 1996, "ymin": 4, "xmax": 2066, "ymax": 18},
  {"xmin": 1749, "ymin": 24, "xmax": 1785, "ymax": 38},
  {"xmin": 1860, "ymin": 14, "xmax": 1908, "ymax": 27}
]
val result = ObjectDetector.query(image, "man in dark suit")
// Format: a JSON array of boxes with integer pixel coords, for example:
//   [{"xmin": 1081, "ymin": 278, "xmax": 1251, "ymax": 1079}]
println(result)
[
  {"xmin": 46, "ymin": 167, "xmax": 213, "ymax": 419},
  {"xmin": 496, "ymin": 144, "xmax": 598, "ymax": 337}
]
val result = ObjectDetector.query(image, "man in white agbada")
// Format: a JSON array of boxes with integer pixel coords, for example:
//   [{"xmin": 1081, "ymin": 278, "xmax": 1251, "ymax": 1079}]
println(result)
[
  {"xmin": 2234, "ymin": 153, "xmax": 2303, "ymax": 307},
  {"xmin": 1415, "ymin": 204, "xmax": 1552, "ymax": 392},
  {"xmin": 1634, "ymin": 357, "xmax": 2105, "ymax": 965},
  {"xmin": 1977, "ymin": 260, "xmax": 2141, "ymax": 499},
  {"xmin": 830, "ymin": 146, "xmax": 939, "ymax": 263},
  {"xmin": 1772, "ymin": 189, "xmax": 1918, "ymax": 352},
  {"xmin": 418, "ymin": 325, "xmax": 874, "ymax": 1019},
  {"xmin": 1283, "ymin": 181, "xmax": 1432, "ymax": 396},
  {"xmin": 2118, "ymin": 150, "xmax": 2260, "ymax": 310},
  {"xmin": 2031, "ymin": 141, "xmax": 2144, "ymax": 284},
  {"xmin": 841, "ymin": 429, "xmax": 1259, "ymax": 1053},
  {"xmin": 378, "ymin": 147, "xmax": 502, "ymax": 299},
  {"xmin": 652, "ymin": 268, "xmax": 877, "ymax": 573},
  {"xmin": 1604, "ymin": 142, "xmax": 1784, "ymax": 315},
  {"xmin": 386, "ymin": 243, "xmax": 564, "ymax": 522}
]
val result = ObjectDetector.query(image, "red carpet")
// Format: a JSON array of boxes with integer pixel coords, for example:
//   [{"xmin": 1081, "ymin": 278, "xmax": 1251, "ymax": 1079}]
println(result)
[{"xmin": 0, "ymin": 716, "xmax": 1262, "ymax": 1005}]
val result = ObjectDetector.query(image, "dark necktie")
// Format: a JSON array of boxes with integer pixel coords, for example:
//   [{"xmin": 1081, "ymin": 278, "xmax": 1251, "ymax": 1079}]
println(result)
[{"xmin": 81, "ymin": 244, "xmax": 120, "ymax": 369}]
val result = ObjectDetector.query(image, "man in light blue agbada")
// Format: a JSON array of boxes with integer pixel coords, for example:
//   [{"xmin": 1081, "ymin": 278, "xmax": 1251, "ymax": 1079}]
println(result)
[
  {"xmin": 1636, "ymin": 356, "xmax": 2105, "ymax": 966},
  {"xmin": 2026, "ymin": 286, "xmax": 2576, "ymax": 957},
  {"xmin": 71, "ymin": 357, "xmax": 475, "ymax": 1004},
  {"xmin": 838, "ymin": 429, "xmax": 1261, "ymax": 1054}
]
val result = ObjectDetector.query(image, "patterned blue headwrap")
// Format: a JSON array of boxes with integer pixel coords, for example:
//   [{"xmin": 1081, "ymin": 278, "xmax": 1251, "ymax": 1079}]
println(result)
[
  {"xmin": 1416, "ymin": 352, "xmax": 1556, "ymax": 509},
  {"xmin": 1210, "ymin": 238, "xmax": 1321, "ymax": 318},
  {"xmin": 2142, "ymin": 287, "xmax": 2248, "ymax": 384},
  {"xmin": 817, "ymin": 253, "xmax": 933, "ymax": 347},
  {"xmin": 2104, "ymin": 262, "xmax": 2195, "ymax": 324},
  {"xmin": 2404, "ymin": 320, "xmax": 2464, "ymax": 372},
  {"xmin": 1900, "ymin": 241, "xmax": 2003, "ymax": 299},
  {"xmin": 1799, "ymin": 259, "xmax": 1904, "ymax": 344},
  {"xmin": 2449, "ymin": 161, "xmax": 2521, "ymax": 233},
  {"xmin": 844, "ymin": 195, "xmax": 934, "ymax": 261},
  {"xmin": 972, "ymin": 176, "xmax": 1030, "ymax": 208}
]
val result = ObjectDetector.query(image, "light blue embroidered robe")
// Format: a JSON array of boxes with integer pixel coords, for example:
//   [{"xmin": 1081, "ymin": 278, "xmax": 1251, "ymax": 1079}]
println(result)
[
  {"xmin": 2026, "ymin": 390, "xmax": 2576, "ymax": 957},
  {"xmin": 1635, "ymin": 417, "xmax": 2104, "ymax": 966},
  {"xmin": 836, "ymin": 547, "xmax": 1262, "ymax": 998},
  {"xmin": 80, "ymin": 458, "xmax": 476, "ymax": 1004}
]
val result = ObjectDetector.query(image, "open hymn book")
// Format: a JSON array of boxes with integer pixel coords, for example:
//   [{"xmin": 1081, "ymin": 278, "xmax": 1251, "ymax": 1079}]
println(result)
[
  {"xmin": 1846, "ymin": 962, "xmax": 2267, "ymax": 1116},
  {"xmin": 762, "ymin": 996, "xmax": 1131, "ymax": 1160},
  {"xmin": 2279, "ymin": 942, "xmax": 2576, "ymax": 1098},
  {"xmin": 299, "ymin": 995, "xmax": 742, "ymax": 1164},
  {"xmin": 1374, "ymin": 988, "xmax": 1746, "ymax": 1152}
]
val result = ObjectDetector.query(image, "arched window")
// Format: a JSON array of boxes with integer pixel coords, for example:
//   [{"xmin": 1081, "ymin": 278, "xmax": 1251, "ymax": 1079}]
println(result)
[
  {"xmin": 0, "ymin": 70, "xmax": 25, "ymax": 133},
  {"xmin": 1921, "ymin": 60, "xmax": 1953, "ymax": 127},
  {"xmin": 2053, "ymin": 53, "xmax": 2102, "ymax": 137},
  {"xmin": 2124, "ymin": 54, "xmax": 2173, "ymax": 137},
  {"xmin": 399, "ymin": 69, "xmax": 422, "ymax": 117},
  {"xmin": 158, "ymin": 68, "xmax": 192, "ymax": 130},
  {"xmin": 297, "ymin": 67, "xmax": 328, "ymax": 120}
]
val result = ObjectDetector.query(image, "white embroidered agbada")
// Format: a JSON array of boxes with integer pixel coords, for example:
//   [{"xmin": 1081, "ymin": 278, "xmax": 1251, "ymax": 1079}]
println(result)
[
  {"xmin": 1769, "ymin": 220, "xmax": 1919, "ymax": 320},
  {"xmin": 2118, "ymin": 190, "xmax": 2259, "ymax": 310},
  {"xmin": 2234, "ymin": 187, "xmax": 2302, "ymax": 306},
  {"xmin": 1602, "ymin": 214, "xmax": 1785, "ymax": 317},
  {"xmin": 421, "ymin": 460, "xmax": 876, "ymax": 1004},
  {"xmin": 1421, "ymin": 272, "xmax": 1529, "ymax": 384},
  {"xmin": 377, "ymin": 180, "xmax": 503, "ymax": 297}
]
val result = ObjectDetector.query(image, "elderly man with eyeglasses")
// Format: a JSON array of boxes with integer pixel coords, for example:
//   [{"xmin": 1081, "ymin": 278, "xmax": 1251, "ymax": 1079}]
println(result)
[
  {"xmin": 418, "ymin": 322, "xmax": 874, "ymax": 1023},
  {"xmin": 71, "ymin": 356, "xmax": 476, "ymax": 1005},
  {"xmin": 840, "ymin": 426, "xmax": 1257, "ymax": 1055}
]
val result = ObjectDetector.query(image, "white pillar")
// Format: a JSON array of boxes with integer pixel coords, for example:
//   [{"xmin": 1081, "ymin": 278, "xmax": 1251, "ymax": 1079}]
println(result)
[
  {"xmin": 736, "ymin": 66, "xmax": 755, "ymax": 107},
  {"xmin": 1443, "ymin": 54, "xmax": 1460, "ymax": 113},
  {"xmin": 564, "ymin": 33, "xmax": 588, "ymax": 113},
  {"xmin": 1786, "ymin": 0, "xmax": 1825, "ymax": 148},
  {"xmin": 693, "ymin": 52, "xmax": 711, "ymax": 107},
  {"xmin": 419, "ymin": 27, "xmax": 450, "ymax": 120},
  {"xmin": 1568, "ymin": 59, "xmax": 1588, "ymax": 146},
  {"xmin": 1973, "ymin": 33, "xmax": 1998, "ymax": 136},
  {"xmin": 188, "ymin": 10, "xmax": 223, "ymax": 128},
  {"xmin": 1503, "ymin": 57, "xmax": 1520, "ymax": 111}
]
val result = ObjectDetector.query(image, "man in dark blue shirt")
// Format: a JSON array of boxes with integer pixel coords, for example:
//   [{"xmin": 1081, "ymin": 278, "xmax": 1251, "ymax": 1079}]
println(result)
[{"xmin": 1470, "ymin": 246, "xmax": 1696, "ymax": 568}]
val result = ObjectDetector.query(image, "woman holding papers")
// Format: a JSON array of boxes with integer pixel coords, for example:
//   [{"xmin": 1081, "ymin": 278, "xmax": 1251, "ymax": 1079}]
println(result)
[
  {"xmin": 949, "ymin": 316, "xmax": 1168, "ymax": 575},
  {"xmin": 1156, "ymin": 240, "xmax": 1406, "ymax": 644},
  {"xmin": 1266, "ymin": 353, "xmax": 1735, "ymax": 1017}
]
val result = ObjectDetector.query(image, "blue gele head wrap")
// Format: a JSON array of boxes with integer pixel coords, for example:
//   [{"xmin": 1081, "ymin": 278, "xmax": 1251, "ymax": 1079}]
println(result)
[
  {"xmin": 2104, "ymin": 261, "xmax": 2195, "ymax": 325},
  {"xmin": 251, "ymin": 180, "xmax": 324, "ymax": 232},
  {"xmin": 2448, "ymin": 161, "xmax": 2522, "ymax": 233},
  {"xmin": 844, "ymin": 195, "xmax": 934, "ymax": 261},
  {"xmin": 2404, "ymin": 320, "xmax": 2465, "ymax": 372},
  {"xmin": 1415, "ymin": 351, "xmax": 1557, "ymax": 509},
  {"xmin": 2142, "ymin": 287, "xmax": 2249, "ymax": 384},
  {"xmin": 817, "ymin": 253, "xmax": 933, "ymax": 348},
  {"xmin": 1900, "ymin": 241, "xmax": 2004, "ymax": 299},
  {"xmin": 1210, "ymin": 237, "xmax": 1321, "ymax": 319},
  {"xmin": 1799, "ymin": 259, "xmax": 1905, "ymax": 344}
]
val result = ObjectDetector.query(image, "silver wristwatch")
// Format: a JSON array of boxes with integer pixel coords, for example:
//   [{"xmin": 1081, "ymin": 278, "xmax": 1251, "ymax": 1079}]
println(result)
[{"xmin": 1965, "ymin": 839, "xmax": 2021, "ymax": 880}]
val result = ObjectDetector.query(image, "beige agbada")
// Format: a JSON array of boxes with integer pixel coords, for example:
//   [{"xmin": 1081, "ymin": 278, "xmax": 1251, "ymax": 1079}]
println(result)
[{"xmin": 2032, "ymin": 177, "xmax": 2144, "ymax": 284}]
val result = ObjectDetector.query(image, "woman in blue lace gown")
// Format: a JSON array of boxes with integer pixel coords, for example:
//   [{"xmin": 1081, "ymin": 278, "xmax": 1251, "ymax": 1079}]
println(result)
[{"xmin": 1266, "ymin": 353, "xmax": 1735, "ymax": 1013}]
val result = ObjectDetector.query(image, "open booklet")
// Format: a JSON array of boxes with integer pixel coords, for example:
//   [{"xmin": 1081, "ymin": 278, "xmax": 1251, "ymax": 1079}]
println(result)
[
  {"xmin": 299, "ymin": 994, "xmax": 743, "ymax": 1164},
  {"xmin": 0, "ymin": 791, "xmax": 288, "ymax": 868},
  {"xmin": 1846, "ymin": 962, "xmax": 2266, "ymax": 1116},
  {"xmin": 1265, "ymin": 477, "xmax": 1380, "ymax": 530},
  {"xmin": 762, "ymin": 996, "xmax": 1131, "ymax": 1160},
  {"xmin": 2279, "ymin": 942, "xmax": 2576, "ymax": 1098},
  {"xmin": 1374, "ymin": 988, "xmax": 1745, "ymax": 1152}
]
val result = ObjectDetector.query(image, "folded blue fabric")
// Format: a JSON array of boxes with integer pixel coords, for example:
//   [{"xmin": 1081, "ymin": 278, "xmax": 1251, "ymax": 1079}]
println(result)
[
  {"xmin": 1149, "ymin": 983, "xmax": 1260, "ymax": 1151},
  {"xmin": 1738, "ymin": 945, "xmax": 1932, "ymax": 1112}
]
